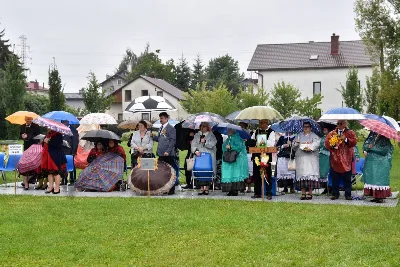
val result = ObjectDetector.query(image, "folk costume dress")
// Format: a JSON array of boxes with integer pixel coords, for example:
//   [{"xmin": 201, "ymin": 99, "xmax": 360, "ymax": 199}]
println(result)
[
  {"xmin": 319, "ymin": 134, "xmax": 330, "ymax": 183},
  {"xmin": 293, "ymin": 132, "xmax": 321, "ymax": 189},
  {"xmin": 41, "ymin": 131, "xmax": 67, "ymax": 176},
  {"xmin": 363, "ymin": 133, "xmax": 393, "ymax": 199},
  {"xmin": 221, "ymin": 132, "xmax": 249, "ymax": 192},
  {"xmin": 276, "ymin": 135, "xmax": 296, "ymax": 184}
]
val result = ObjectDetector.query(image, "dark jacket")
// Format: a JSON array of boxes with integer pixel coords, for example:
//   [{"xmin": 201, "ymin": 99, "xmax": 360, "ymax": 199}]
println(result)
[{"xmin": 20, "ymin": 123, "xmax": 41, "ymax": 150}]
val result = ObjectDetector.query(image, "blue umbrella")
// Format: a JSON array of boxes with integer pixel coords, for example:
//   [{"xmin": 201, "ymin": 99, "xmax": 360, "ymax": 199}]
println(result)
[
  {"xmin": 42, "ymin": 111, "xmax": 80, "ymax": 124},
  {"xmin": 279, "ymin": 116, "xmax": 321, "ymax": 134},
  {"xmin": 320, "ymin": 107, "xmax": 365, "ymax": 120},
  {"xmin": 212, "ymin": 123, "xmax": 251, "ymax": 139},
  {"xmin": 270, "ymin": 122, "xmax": 285, "ymax": 133},
  {"xmin": 363, "ymin": 114, "xmax": 397, "ymax": 130}
]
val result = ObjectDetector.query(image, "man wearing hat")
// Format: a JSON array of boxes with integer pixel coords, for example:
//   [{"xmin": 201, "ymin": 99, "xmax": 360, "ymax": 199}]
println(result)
[{"xmin": 20, "ymin": 116, "xmax": 41, "ymax": 151}]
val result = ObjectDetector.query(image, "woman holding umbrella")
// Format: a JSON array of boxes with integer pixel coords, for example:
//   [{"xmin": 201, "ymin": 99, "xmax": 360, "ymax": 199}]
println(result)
[{"xmin": 41, "ymin": 130, "xmax": 67, "ymax": 194}]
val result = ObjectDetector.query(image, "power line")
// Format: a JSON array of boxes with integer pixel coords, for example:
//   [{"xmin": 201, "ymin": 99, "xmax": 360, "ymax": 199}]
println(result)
[{"xmin": 17, "ymin": 35, "xmax": 32, "ymax": 76}]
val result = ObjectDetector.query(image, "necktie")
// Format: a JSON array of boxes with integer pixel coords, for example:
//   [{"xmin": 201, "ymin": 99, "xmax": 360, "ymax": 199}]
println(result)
[{"xmin": 339, "ymin": 130, "xmax": 342, "ymax": 136}]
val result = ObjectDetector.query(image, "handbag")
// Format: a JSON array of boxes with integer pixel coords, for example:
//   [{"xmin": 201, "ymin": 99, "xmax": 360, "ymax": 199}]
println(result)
[
  {"xmin": 186, "ymin": 154, "xmax": 195, "ymax": 171},
  {"xmin": 287, "ymin": 144, "xmax": 296, "ymax": 171},
  {"xmin": 223, "ymin": 150, "xmax": 238, "ymax": 163}
]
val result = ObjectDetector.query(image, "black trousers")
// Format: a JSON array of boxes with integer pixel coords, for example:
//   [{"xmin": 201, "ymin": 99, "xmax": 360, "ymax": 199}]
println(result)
[
  {"xmin": 253, "ymin": 160, "xmax": 272, "ymax": 196},
  {"xmin": 331, "ymin": 169, "xmax": 352, "ymax": 198},
  {"xmin": 158, "ymin": 155, "xmax": 176, "ymax": 194}
]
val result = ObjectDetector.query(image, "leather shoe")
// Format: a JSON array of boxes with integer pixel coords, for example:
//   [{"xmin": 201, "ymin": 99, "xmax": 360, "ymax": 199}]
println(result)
[
  {"xmin": 266, "ymin": 195, "xmax": 272, "ymax": 200},
  {"xmin": 182, "ymin": 185, "xmax": 193, "ymax": 189},
  {"xmin": 251, "ymin": 194, "xmax": 261, "ymax": 199},
  {"xmin": 345, "ymin": 196, "xmax": 352, "ymax": 200},
  {"xmin": 330, "ymin": 196, "xmax": 338, "ymax": 200}
]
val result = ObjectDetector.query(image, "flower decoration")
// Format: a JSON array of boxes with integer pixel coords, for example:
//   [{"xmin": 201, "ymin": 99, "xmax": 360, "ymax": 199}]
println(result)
[
  {"xmin": 329, "ymin": 132, "xmax": 343, "ymax": 149},
  {"xmin": 255, "ymin": 153, "xmax": 270, "ymax": 185},
  {"xmin": 161, "ymin": 129, "xmax": 167, "ymax": 136}
]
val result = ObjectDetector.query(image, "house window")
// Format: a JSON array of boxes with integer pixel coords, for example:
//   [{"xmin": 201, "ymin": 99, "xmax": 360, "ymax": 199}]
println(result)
[
  {"xmin": 117, "ymin": 79, "xmax": 122, "ymax": 85},
  {"xmin": 142, "ymin": 113, "xmax": 150, "ymax": 121},
  {"xmin": 157, "ymin": 91, "xmax": 163, "ymax": 97},
  {"xmin": 141, "ymin": 90, "xmax": 149, "ymax": 96},
  {"xmin": 125, "ymin": 90, "xmax": 132, "ymax": 102},
  {"xmin": 313, "ymin": 82, "xmax": 321, "ymax": 95},
  {"xmin": 118, "ymin": 113, "xmax": 123, "ymax": 121}
]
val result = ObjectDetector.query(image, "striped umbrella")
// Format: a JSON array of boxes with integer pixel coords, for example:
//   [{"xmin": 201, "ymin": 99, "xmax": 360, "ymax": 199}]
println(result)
[
  {"xmin": 359, "ymin": 119, "xmax": 400, "ymax": 142},
  {"xmin": 33, "ymin": 117, "xmax": 73, "ymax": 136},
  {"xmin": 17, "ymin": 144, "xmax": 43, "ymax": 174},
  {"xmin": 319, "ymin": 107, "xmax": 365, "ymax": 120},
  {"xmin": 363, "ymin": 114, "xmax": 397, "ymax": 130},
  {"xmin": 75, "ymin": 152, "xmax": 124, "ymax": 192},
  {"xmin": 382, "ymin": 115, "xmax": 400, "ymax": 132}
]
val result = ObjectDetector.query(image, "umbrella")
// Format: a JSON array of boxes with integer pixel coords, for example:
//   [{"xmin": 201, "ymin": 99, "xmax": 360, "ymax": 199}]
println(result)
[
  {"xmin": 234, "ymin": 106, "xmax": 283, "ymax": 121},
  {"xmin": 33, "ymin": 117, "xmax": 73, "ymax": 136},
  {"xmin": 212, "ymin": 123, "xmax": 251, "ymax": 139},
  {"xmin": 81, "ymin": 130, "xmax": 121, "ymax": 143},
  {"xmin": 42, "ymin": 111, "xmax": 80, "ymax": 124},
  {"xmin": 279, "ymin": 116, "xmax": 321, "ymax": 134},
  {"xmin": 382, "ymin": 115, "xmax": 400, "ymax": 132},
  {"xmin": 270, "ymin": 122, "xmax": 285, "ymax": 133},
  {"xmin": 319, "ymin": 107, "xmax": 365, "ymax": 120},
  {"xmin": 363, "ymin": 114, "xmax": 397, "ymax": 130},
  {"xmin": 182, "ymin": 112, "xmax": 227, "ymax": 129},
  {"xmin": 5, "ymin": 111, "xmax": 39, "ymax": 125},
  {"xmin": 226, "ymin": 111, "xmax": 258, "ymax": 124},
  {"xmin": 359, "ymin": 119, "xmax": 400, "ymax": 142},
  {"xmin": 75, "ymin": 153, "xmax": 125, "ymax": 192},
  {"xmin": 118, "ymin": 120, "xmax": 152, "ymax": 130},
  {"xmin": 152, "ymin": 119, "xmax": 179, "ymax": 129},
  {"xmin": 80, "ymin": 113, "xmax": 118, "ymax": 125},
  {"xmin": 125, "ymin": 96, "xmax": 176, "ymax": 113},
  {"xmin": 129, "ymin": 161, "xmax": 176, "ymax": 195},
  {"xmin": 16, "ymin": 144, "xmax": 43, "ymax": 174},
  {"xmin": 33, "ymin": 134, "xmax": 45, "ymax": 140}
]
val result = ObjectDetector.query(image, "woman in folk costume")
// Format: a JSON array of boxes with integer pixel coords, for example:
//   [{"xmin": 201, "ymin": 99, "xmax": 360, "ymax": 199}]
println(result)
[
  {"xmin": 221, "ymin": 128, "xmax": 249, "ymax": 196},
  {"xmin": 276, "ymin": 132, "xmax": 296, "ymax": 193},
  {"xmin": 41, "ymin": 130, "xmax": 67, "ymax": 194},
  {"xmin": 107, "ymin": 139, "xmax": 127, "ymax": 169},
  {"xmin": 293, "ymin": 121, "xmax": 320, "ymax": 200},
  {"xmin": 362, "ymin": 132, "xmax": 393, "ymax": 203},
  {"xmin": 87, "ymin": 142, "xmax": 105, "ymax": 163},
  {"xmin": 191, "ymin": 122, "xmax": 217, "ymax": 195}
]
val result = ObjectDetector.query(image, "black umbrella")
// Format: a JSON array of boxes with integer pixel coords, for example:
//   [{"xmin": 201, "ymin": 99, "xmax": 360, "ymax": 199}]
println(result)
[
  {"xmin": 81, "ymin": 130, "xmax": 121, "ymax": 143},
  {"xmin": 174, "ymin": 121, "xmax": 197, "ymax": 151}
]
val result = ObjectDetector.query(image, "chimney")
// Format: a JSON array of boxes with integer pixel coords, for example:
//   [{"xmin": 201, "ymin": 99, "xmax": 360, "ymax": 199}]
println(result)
[{"xmin": 331, "ymin": 33, "xmax": 339, "ymax": 55}]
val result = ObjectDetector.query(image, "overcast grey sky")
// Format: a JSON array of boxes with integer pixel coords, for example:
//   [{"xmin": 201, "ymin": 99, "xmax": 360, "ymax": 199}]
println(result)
[{"xmin": 1, "ymin": 0, "xmax": 360, "ymax": 92}]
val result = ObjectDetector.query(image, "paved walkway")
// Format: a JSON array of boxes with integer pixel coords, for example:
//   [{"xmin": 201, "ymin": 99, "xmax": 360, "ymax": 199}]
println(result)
[{"xmin": 0, "ymin": 183, "xmax": 398, "ymax": 208}]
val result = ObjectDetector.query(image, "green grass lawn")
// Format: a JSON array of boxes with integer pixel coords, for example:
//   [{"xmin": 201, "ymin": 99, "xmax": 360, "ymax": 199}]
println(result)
[{"xmin": 0, "ymin": 142, "xmax": 399, "ymax": 266}]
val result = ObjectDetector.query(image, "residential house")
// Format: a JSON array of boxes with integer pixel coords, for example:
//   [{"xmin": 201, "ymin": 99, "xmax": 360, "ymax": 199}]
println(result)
[
  {"xmin": 65, "ymin": 90, "xmax": 85, "ymax": 110},
  {"xmin": 247, "ymin": 33, "xmax": 374, "ymax": 113},
  {"xmin": 106, "ymin": 75, "xmax": 188, "ymax": 121},
  {"xmin": 26, "ymin": 81, "xmax": 48, "ymax": 95},
  {"xmin": 100, "ymin": 70, "xmax": 129, "ymax": 96}
]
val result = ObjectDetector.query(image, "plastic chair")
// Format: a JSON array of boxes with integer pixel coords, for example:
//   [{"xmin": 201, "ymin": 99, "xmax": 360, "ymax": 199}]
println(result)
[
  {"xmin": 354, "ymin": 158, "xmax": 365, "ymax": 196},
  {"xmin": 0, "ymin": 153, "xmax": 5, "ymax": 184},
  {"xmin": 66, "ymin": 155, "xmax": 75, "ymax": 172},
  {"xmin": 192, "ymin": 152, "xmax": 214, "ymax": 195},
  {"xmin": 0, "ymin": 154, "xmax": 22, "ymax": 186}
]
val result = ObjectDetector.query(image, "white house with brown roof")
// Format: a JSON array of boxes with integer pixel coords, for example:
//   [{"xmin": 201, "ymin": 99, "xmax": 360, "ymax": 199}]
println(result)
[
  {"xmin": 104, "ymin": 75, "xmax": 188, "ymax": 121},
  {"xmin": 247, "ymin": 34, "xmax": 374, "ymax": 114}
]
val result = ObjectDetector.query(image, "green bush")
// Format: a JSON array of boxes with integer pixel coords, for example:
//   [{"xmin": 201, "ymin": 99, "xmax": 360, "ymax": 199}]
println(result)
[
  {"xmin": 356, "ymin": 128, "xmax": 370, "ymax": 142},
  {"xmin": 121, "ymin": 131, "xmax": 132, "ymax": 142}
]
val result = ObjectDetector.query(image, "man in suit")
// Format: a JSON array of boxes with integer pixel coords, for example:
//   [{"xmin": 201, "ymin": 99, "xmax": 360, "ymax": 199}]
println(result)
[
  {"xmin": 152, "ymin": 112, "xmax": 177, "ymax": 195},
  {"xmin": 20, "ymin": 116, "xmax": 41, "ymax": 151},
  {"xmin": 325, "ymin": 120, "xmax": 357, "ymax": 200}
]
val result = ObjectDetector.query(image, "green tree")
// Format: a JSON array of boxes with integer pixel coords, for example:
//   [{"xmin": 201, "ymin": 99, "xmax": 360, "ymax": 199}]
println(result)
[
  {"xmin": 0, "ymin": 69, "xmax": 7, "ymax": 139},
  {"xmin": 338, "ymin": 68, "xmax": 363, "ymax": 112},
  {"xmin": 355, "ymin": 0, "xmax": 398, "ymax": 74},
  {"xmin": 48, "ymin": 65, "xmax": 66, "ymax": 111},
  {"xmin": 24, "ymin": 94, "xmax": 50, "ymax": 115},
  {"xmin": 364, "ymin": 67, "xmax": 381, "ymax": 114},
  {"xmin": 181, "ymin": 82, "xmax": 238, "ymax": 116},
  {"xmin": 117, "ymin": 48, "xmax": 138, "ymax": 73},
  {"xmin": 237, "ymin": 84, "xmax": 269, "ymax": 109},
  {"xmin": 205, "ymin": 55, "xmax": 244, "ymax": 95},
  {"xmin": 296, "ymin": 94, "xmax": 323, "ymax": 119},
  {"xmin": 3, "ymin": 55, "xmax": 26, "ymax": 138},
  {"xmin": 269, "ymin": 81, "xmax": 301, "ymax": 118},
  {"xmin": 174, "ymin": 54, "xmax": 191, "ymax": 91},
  {"xmin": 0, "ymin": 27, "xmax": 12, "ymax": 70},
  {"xmin": 82, "ymin": 72, "xmax": 115, "ymax": 113},
  {"xmin": 191, "ymin": 54, "xmax": 205, "ymax": 89},
  {"xmin": 378, "ymin": 71, "xmax": 400, "ymax": 119}
]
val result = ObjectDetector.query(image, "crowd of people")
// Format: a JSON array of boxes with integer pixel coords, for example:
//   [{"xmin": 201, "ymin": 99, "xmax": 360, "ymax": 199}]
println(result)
[{"xmin": 16, "ymin": 112, "xmax": 394, "ymax": 203}]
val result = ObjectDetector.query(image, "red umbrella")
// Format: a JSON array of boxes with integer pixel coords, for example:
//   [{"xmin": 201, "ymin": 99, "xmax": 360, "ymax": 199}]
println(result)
[
  {"xmin": 360, "ymin": 119, "xmax": 400, "ymax": 142},
  {"xmin": 17, "ymin": 144, "xmax": 43, "ymax": 174}
]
